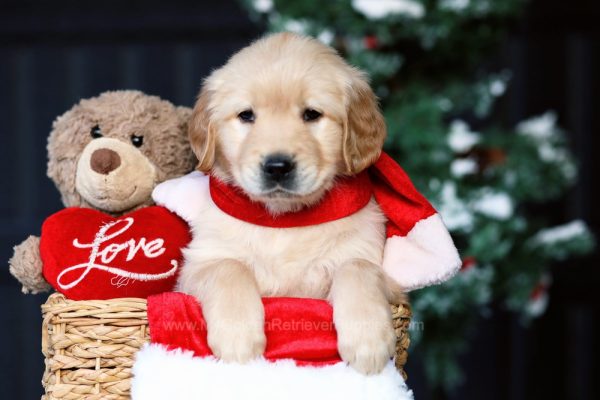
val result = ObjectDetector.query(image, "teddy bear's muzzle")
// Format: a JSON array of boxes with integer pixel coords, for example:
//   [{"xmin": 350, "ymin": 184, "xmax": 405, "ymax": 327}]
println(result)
[{"xmin": 76, "ymin": 137, "xmax": 157, "ymax": 213}]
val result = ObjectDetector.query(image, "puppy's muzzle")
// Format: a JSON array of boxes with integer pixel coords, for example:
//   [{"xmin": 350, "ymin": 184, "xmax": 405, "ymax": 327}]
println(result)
[{"xmin": 262, "ymin": 154, "xmax": 296, "ymax": 187}]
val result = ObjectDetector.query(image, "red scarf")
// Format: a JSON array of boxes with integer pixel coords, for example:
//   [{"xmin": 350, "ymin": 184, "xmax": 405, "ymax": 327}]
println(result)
[{"xmin": 209, "ymin": 152, "xmax": 436, "ymax": 237}]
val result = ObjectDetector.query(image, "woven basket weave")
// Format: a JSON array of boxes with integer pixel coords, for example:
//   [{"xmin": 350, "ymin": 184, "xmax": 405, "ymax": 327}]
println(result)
[{"xmin": 41, "ymin": 293, "xmax": 412, "ymax": 400}]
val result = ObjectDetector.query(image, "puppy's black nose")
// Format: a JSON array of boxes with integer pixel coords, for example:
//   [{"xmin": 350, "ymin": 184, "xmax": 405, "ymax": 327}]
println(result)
[{"xmin": 262, "ymin": 154, "xmax": 295, "ymax": 182}]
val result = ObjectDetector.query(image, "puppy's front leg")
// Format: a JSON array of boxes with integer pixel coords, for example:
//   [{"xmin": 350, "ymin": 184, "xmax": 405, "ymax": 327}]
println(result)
[
  {"xmin": 178, "ymin": 259, "xmax": 266, "ymax": 363},
  {"xmin": 330, "ymin": 259, "xmax": 396, "ymax": 375}
]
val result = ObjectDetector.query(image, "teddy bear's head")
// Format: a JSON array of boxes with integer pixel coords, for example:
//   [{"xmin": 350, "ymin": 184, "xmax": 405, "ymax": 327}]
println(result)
[{"xmin": 48, "ymin": 91, "xmax": 196, "ymax": 213}]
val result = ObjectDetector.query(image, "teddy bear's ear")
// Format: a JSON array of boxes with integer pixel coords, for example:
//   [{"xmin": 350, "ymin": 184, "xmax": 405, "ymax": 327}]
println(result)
[
  {"xmin": 175, "ymin": 106, "xmax": 192, "ymax": 131},
  {"xmin": 47, "ymin": 105, "xmax": 89, "ymax": 208},
  {"xmin": 188, "ymin": 88, "xmax": 216, "ymax": 173}
]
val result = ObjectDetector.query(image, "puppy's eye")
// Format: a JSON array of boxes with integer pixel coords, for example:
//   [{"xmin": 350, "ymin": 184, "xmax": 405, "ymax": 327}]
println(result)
[
  {"xmin": 303, "ymin": 108, "xmax": 322, "ymax": 122},
  {"xmin": 238, "ymin": 109, "xmax": 255, "ymax": 123},
  {"xmin": 90, "ymin": 125, "xmax": 102, "ymax": 139},
  {"xmin": 131, "ymin": 134, "xmax": 144, "ymax": 147}
]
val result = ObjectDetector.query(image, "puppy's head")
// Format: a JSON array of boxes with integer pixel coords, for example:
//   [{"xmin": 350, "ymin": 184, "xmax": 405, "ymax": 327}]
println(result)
[{"xmin": 190, "ymin": 33, "xmax": 386, "ymax": 213}]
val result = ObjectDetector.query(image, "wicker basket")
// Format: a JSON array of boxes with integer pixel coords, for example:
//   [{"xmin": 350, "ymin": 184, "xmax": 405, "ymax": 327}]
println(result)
[{"xmin": 41, "ymin": 293, "xmax": 412, "ymax": 400}]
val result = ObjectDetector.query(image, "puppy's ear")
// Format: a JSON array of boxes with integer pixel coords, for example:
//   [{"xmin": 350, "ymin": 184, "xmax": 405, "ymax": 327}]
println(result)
[
  {"xmin": 342, "ymin": 70, "xmax": 387, "ymax": 174},
  {"xmin": 189, "ymin": 86, "xmax": 216, "ymax": 172}
]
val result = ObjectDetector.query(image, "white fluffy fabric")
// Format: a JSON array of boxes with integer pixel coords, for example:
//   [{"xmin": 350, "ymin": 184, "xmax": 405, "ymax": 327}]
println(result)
[
  {"xmin": 132, "ymin": 344, "xmax": 413, "ymax": 400},
  {"xmin": 382, "ymin": 213, "xmax": 461, "ymax": 291},
  {"xmin": 152, "ymin": 171, "xmax": 209, "ymax": 224}
]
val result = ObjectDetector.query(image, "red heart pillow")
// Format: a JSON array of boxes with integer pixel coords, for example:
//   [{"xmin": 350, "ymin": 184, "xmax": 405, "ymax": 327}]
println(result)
[{"xmin": 40, "ymin": 206, "xmax": 191, "ymax": 300}]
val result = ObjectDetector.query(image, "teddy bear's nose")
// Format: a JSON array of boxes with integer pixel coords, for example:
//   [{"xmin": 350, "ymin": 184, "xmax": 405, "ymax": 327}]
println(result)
[{"xmin": 90, "ymin": 148, "xmax": 121, "ymax": 175}]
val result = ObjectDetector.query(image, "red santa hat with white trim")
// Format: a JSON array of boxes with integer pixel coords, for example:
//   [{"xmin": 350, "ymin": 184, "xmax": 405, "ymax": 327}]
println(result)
[
  {"xmin": 371, "ymin": 152, "xmax": 461, "ymax": 290},
  {"xmin": 132, "ymin": 292, "xmax": 413, "ymax": 400}
]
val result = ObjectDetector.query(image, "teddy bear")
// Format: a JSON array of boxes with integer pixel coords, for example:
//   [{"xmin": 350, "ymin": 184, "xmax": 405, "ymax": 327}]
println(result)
[{"xmin": 9, "ymin": 90, "xmax": 196, "ymax": 295}]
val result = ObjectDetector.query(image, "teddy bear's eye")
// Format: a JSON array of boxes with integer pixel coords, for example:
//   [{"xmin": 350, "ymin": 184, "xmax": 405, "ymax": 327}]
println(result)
[
  {"xmin": 131, "ymin": 134, "xmax": 144, "ymax": 148},
  {"xmin": 90, "ymin": 125, "xmax": 102, "ymax": 139}
]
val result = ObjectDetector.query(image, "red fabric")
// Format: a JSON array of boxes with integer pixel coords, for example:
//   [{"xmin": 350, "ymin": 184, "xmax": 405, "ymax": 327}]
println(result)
[
  {"xmin": 40, "ymin": 206, "xmax": 191, "ymax": 300},
  {"xmin": 148, "ymin": 292, "xmax": 342, "ymax": 366},
  {"xmin": 209, "ymin": 172, "xmax": 372, "ymax": 228},
  {"xmin": 209, "ymin": 151, "xmax": 436, "ymax": 237},
  {"xmin": 370, "ymin": 152, "xmax": 437, "ymax": 236}
]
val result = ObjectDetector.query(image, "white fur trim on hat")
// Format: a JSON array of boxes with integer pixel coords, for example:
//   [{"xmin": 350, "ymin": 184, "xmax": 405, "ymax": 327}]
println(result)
[
  {"xmin": 152, "ymin": 171, "xmax": 210, "ymax": 223},
  {"xmin": 383, "ymin": 213, "xmax": 461, "ymax": 291},
  {"xmin": 132, "ymin": 344, "xmax": 413, "ymax": 400}
]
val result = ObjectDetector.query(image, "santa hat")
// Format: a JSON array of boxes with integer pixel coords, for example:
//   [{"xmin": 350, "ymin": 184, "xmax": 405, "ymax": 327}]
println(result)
[
  {"xmin": 152, "ymin": 152, "xmax": 461, "ymax": 291},
  {"xmin": 132, "ymin": 292, "xmax": 413, "ymax": 400},
  {"xmin": 370, "ymin": 152, "xmax": 461, "ymax": 290}
]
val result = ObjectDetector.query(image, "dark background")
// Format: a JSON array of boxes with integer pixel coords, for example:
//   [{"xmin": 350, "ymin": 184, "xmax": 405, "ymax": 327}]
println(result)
[{"xmin": 0, "ymin": 1, "xmax": 598, "ymax": 399}]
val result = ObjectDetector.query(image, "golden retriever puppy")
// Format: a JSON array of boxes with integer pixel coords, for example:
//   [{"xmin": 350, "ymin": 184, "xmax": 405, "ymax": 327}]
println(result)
[{"xmin": 179, "ymin": 32, "xmax": 403, "ymax": 375}]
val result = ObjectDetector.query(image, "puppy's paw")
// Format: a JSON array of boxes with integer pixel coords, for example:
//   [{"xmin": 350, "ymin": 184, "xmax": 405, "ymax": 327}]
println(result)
[
  {"xmin": 207, "ymin": 317, "xmax": 266, "ymax": 363},
  {"xmin": 336, "ymin": 313, "xmax": 396, "ymax": 375}
]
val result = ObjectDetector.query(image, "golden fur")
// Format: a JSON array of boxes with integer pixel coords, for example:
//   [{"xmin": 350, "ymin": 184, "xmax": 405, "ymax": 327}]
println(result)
[{"xmin": 180, "ymin": 33, "xmax": 401, "ymax": 374}]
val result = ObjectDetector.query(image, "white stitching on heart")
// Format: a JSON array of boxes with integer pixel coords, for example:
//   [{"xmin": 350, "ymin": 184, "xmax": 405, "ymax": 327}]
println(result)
[{"xmin": 56, "ymin": 217, "xmax": 179, "ymax": 290}]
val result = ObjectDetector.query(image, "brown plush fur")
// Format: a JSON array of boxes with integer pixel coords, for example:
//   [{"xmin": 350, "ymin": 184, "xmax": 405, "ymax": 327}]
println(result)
[
  {"xmin": 9, "ymin": 91, "xmax": 196, "ymax": 294},
  {"xmin": 48, "ymin": 91, "xmax": 195, "ymax": 211}
]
